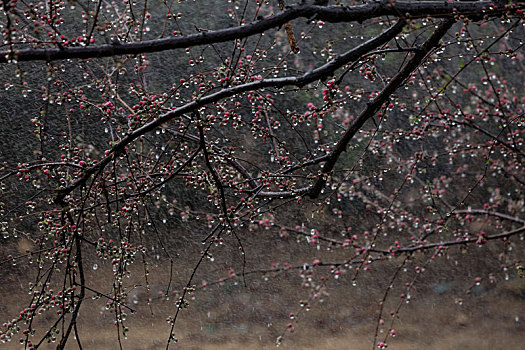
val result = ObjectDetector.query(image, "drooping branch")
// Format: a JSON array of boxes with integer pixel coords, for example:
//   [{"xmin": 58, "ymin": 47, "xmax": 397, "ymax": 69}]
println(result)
[
  {"xmin": 198, "ymin": 124, "xmax": 229, "ymax": 220},
  {"xmin": 57, "ymin": 227, "xmax": 85, "ymax": 350},
  {"xmin": 54, "ymin": 19, "xmax": 406, "ymax": 204},
  {"xmin": 0, "ymin": 1, "xmax": 519, "ymax": 63}
]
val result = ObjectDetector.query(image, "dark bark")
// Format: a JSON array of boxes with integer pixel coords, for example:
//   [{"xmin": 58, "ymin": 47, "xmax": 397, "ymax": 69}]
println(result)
[
  {"xmin": 55, "ymin": 19, "xmax": 406, "ymax": 203},
  {"xmin": 0, "ymin": 1, "xmax": 519, "ymax": 63},
  {"xmin": 308, "ymin": 18, "xmax": 456, "ymax": 198}
]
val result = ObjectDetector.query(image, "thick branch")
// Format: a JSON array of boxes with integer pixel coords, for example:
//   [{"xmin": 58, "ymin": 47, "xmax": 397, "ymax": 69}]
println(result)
[
  {"xmin": 308, "ymin": 18, "xmax": 456, "ymax": 198},
  {"xmin": 0, "ymin": 1, "xmax": 517, "ymax": 63}
]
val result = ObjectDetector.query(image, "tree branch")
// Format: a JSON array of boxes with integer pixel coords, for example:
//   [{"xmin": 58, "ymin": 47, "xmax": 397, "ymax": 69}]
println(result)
[
  {"xmin": 308, "ymin": 18, "xmax": 456, "ymax": 198},
  {"xmin": 455, "ymin": 209, "xmax": 525, "ymax": 225},
  {"xmin": 0, "ymin": 1, "xmax": 517, "ymax": 63},
  {"xmin": 54, "ymin": 19, "xmax": 406, "ymax": 203}
]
